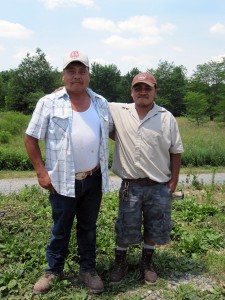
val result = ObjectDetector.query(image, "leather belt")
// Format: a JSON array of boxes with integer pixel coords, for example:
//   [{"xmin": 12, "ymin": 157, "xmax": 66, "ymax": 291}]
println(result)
[
  {"xmin": 75, "ymin": 165, "xmax": 99, "ymax": 180},
  {"xmin": 122, "ymin": 177, "xmax": 161, "ymax": 186}
]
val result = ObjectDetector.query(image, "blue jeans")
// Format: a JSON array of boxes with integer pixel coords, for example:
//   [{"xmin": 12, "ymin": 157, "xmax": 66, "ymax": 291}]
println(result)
[{"xmin": 45, "ymin": 169, "xmax": 102, "ymax": 274}]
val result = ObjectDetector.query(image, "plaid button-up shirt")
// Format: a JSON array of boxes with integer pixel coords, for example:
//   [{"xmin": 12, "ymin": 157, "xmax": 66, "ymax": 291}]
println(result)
[{"xmin": 26, "ymin": 87, "xmax": 113, "ymax": 197}]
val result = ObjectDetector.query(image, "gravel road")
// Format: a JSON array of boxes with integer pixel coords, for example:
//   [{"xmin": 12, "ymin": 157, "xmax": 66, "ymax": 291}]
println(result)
[{"xmin": 0, "ymin": 173, "xmax": 225, "ymax": 195}]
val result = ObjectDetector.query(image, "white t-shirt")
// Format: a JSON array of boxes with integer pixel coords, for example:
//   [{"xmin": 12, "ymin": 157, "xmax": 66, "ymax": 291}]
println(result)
[{"xmin": 70, "ymin": 101, "xmax": 101, "ymax": 172}]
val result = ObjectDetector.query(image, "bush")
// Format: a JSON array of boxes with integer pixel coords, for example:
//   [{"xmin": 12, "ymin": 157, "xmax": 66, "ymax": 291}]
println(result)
[
  {"xmin": 0, "ymin": 111, "xmax": 30, "ymax": 135},
  {"xmin": 0, "ymin": 148, "xmax": 33, "ymax": 170},
  {"xmin": 0, "ymin": 130, "xmax": 11, "ymax": 144}
]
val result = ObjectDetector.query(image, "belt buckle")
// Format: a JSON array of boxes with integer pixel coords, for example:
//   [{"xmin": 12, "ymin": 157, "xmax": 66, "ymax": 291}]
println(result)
[{"xmin": 75, "ymin": 172, "xmax": 87, "ymax": 180}]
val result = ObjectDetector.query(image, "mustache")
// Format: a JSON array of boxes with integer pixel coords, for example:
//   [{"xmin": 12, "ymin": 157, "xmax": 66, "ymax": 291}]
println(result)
[
  {"xmin": 138, "ymin": 95, "xmax": 149, "ymax": 99},
  {"xmin": 71, "ymin": 80, "xmax": 82, "ymax": 84}
]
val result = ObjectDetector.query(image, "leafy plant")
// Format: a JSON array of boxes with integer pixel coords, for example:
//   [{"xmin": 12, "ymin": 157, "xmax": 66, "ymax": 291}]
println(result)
[
  {"xmin": 0, "ymin": 182, "xmax": 225, "ymax": 299},
  {"xmin": 0, "ymin": 130, "xmax": 11, "ymax": 144}
]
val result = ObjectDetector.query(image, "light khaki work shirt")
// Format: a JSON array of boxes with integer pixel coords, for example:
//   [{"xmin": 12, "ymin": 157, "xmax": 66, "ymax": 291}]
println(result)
[{"xmin": 109, "ymin": 102, "xmax": 184, "ymax": 182}]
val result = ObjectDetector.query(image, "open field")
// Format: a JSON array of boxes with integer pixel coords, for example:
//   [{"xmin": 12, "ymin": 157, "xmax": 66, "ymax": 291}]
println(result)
[
  {"xmin": 0, "ymin": 179, "xmax": 225, "ymax": 299},
  {"xmin": 0, "ymin": 113, "xmax": 225, "ymax": 299},
  {"xmin": 1, "ymin": 113, "xmax": 225, "ymax": 171}
]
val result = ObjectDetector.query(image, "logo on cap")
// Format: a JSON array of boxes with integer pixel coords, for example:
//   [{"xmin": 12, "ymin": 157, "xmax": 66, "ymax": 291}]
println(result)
[
  {"xmin": 70, "ymin": 51, "xmax": 80, "ymax": 59},
  {"xmin": 138, "ymin": 75, "xmax": 147, "ymax": 81}
]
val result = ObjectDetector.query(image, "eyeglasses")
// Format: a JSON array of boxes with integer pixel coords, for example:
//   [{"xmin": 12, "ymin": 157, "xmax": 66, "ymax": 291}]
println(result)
[{"xmin": 132, "ymin": 86, "xmax": 153, "ymax": 92}]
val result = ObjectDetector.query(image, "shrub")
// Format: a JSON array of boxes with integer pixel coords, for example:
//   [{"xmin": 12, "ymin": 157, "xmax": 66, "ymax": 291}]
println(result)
[
  {"xmin": 0, "ymin": 148, "xmax": 33, "ymax": 170},
  {"xmin": 0, "ymin": 130, "xmax": 11, "ymax": 144},
  {"xmin": 0, "ymin": 111, "xmax": 30, "ymax": 135}
]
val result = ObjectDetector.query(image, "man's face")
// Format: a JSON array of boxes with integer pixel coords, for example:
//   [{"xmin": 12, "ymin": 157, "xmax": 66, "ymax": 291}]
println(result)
[
  {"xmin": 131, "ymin": 83, "xmax": 156, "ymax": 109},
  {"xmin": 62, "ymin": 62, "xmax": 90, "ymax": 94}
]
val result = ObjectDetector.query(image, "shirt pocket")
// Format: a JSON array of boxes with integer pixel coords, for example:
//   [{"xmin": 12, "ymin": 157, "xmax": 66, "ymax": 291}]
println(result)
[{"xmin": 49, "ymin": 109, "xmax": 70, "ymax": 138}]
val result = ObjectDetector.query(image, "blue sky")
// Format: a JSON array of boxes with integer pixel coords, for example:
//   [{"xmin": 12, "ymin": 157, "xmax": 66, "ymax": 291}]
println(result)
[{"xmin": 0, "ymin": 0, "xmax": 225, "ymax": 76}]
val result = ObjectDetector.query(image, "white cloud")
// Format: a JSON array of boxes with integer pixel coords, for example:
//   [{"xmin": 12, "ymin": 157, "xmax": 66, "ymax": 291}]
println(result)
[
  {"xmin": 40, "ymin": 0, "xmax": 95, "ymax": 10},
  {"xmin": 83, "ymin": 15, "xmax": 175, "ymax": 48},
  {"xmin": 14, "ymin": 49, "xmax": 37, "ymax": 60},
  {"xmin": 0, "ymin": 44, "xmax": 5, "ymax": 51},
  {"xmin": 90, "ymin": 57, "xmax": 108, "ymax": 66},
  {"xmin": 117, "ymin": 16, "xmax": 158, "ymax": 34},
  {"xmin": 83, "ymin": 15, "xmax": 176, "ymax": 36},
  {"xmin": 118, "ymin": 16, "xmax": 175, "ymax": 35},
  {"xmin": 211, "ymin": 53, "xmax": 225, "ymax": 62},
  {"xmin": 0, "ymin": 20, "xmax": 33, "ymax": 38},
  {"xmin": 210, "ymin": 23, "xmax": 225, "ymax": 34},
  {"xmin": 14, "ymin": 49, "xmax": 52, "ymax": 64},
  {"xmin": 82, "ymin": 18, "xmax": 117, "ymax": 32},
  {"xmin": 104, "ymin": 35, "xmax": 161, "ymax": 48}
]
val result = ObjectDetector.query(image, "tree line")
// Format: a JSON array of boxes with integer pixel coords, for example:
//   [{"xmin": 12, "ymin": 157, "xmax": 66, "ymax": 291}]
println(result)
[{"xmin": 0, "ymin": 48, "xmax": 225, "ymax": 124}]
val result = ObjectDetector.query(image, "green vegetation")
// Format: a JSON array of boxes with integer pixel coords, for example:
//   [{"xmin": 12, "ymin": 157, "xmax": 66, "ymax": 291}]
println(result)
[
  {"xmin": 178, "ymin": 118, "xmax": 225, "ymax": 167},
  {"xmin": 0, "ymin": 49, "xmax": 224, "ymax": 299},
  {"xmin": 0, "ymin": 111, "xmax": 38, "ymax": 171},
  {"xmin": 1, "ymin": 112, "xmax": 225, "ymax": 171},
  {"xmin": 0, "ymin": 181, "xmax": 224, "ymax": 299},
  {"xmin": 1, "ymin": 48, "xmax": 225, "ymax": 123}
]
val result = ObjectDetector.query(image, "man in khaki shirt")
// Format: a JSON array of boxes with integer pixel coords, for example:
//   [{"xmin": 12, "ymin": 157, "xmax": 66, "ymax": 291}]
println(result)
[{"xmin": 109, "ymin": 72, "xmax": 183, "ymax": 285}]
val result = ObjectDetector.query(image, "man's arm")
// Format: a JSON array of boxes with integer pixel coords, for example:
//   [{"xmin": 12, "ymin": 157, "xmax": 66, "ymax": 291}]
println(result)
[
  {"xmin": 169, "ymin": 153, "xmax": 181, "ymax": 193},
  {"xmin": 24, "ymin": 134, "xmax": 55, "ymax": 193}
]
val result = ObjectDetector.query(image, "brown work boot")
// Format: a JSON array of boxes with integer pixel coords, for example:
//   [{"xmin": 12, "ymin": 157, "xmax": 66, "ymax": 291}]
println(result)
[
  {"xmin": 140, "ymin": 248, "xmax": 157, "ymax": 284},
  {"xmin": 33, "ymin": 272, "xmax": 59, "ymax": 294},
  {"xmin": 109, "ymin": 249, "xmax": 128, "ymax": 284},
  {"xmin": 78, "ymin": 269, "xmax": 104, "ymax": 294}
]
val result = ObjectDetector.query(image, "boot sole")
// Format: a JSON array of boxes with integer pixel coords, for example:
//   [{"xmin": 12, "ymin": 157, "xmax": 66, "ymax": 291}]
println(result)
[
  {"xmin": 32, "ymin": 288, "xmax": 50, "ymax": 295},
  {"xmin": 144, "ymin": 279, "xmax": 157, "ymax": 285}
]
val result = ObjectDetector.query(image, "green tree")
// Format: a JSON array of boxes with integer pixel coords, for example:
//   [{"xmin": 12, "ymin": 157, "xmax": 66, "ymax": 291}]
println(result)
[
  {"xmin": 184, "ymin": 91, "xmax": 209, "ymax": 126},
  {"xmin": 0, "ymin": 70, "xmax": 15, "ymax": 110},
  {"xmin": 119, "ymin": 67, "xmax": 140, "ymax": 103},
  {"xmin": 26, "ymin": 91, "xmax": 46, "ymax": 112},
  {"xmin": 190, "ymin": 59, "xmax": 225, "ymax": 121},
  {"xmin": 90, "ymin": 63, "xmax": 122, "ymax": 102},
  {"xmin": 150, "ymin": 61, "xmax": 187, "ymax": 116},
  {"xmin": 214, "ymin": 85, "xmax": 225, "ymax": 122},
  {"xmin": 7, "ymin": 48, "xmax": 57, "ymax": 113}
]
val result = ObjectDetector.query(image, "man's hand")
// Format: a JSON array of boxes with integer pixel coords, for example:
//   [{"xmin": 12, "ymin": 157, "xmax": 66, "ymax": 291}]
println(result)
[
  {"xmin": 24, "ymin": 134, "xmax": 55, "ymax": 194},
  {"xmin": 168, "ymin": 180, "xmax": 177, "ymax": 193},
  {"xmin": 37, "ymin": 171, "xmax": 55, "ymax": 194}
]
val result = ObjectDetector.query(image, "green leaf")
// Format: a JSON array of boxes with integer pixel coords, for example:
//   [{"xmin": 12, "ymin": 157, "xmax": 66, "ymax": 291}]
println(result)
[{"xmin": 7, "ymin": 279, "xmax": 17, "ymax": 289}]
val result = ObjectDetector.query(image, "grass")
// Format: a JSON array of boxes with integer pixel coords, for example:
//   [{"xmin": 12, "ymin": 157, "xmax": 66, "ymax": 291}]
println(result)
[
  {"xmin": 177, "ymin": 118, "xmax": 225, "ymax": 167},
  {"xmin": 1, "ymin": 167, "xmax": 225, "ymax": 180},
  {"xmin": 0, "ymin": 114, "xmax": 225, "ymax": 299},
  {"xmin": 0, "ymin": 180, "xmax": 225, "ymax": 299},
  {"xmin": 1, "ymin": 113, "xmax": 225, "ymax": 170}
]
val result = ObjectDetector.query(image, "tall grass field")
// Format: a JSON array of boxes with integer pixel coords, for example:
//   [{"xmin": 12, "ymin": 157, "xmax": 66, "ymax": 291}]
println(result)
[{"xmin": 1, "ymin": 111, "xmax": 225, "ymax": 171}]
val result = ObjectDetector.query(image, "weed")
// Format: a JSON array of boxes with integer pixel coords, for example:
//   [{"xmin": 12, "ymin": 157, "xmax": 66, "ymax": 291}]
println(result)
[{"xmin": 0, "ymin": 183, "xmax": 224, "ymax": 299}]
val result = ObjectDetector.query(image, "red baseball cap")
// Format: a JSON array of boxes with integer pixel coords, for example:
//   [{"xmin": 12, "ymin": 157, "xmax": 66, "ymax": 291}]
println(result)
[{"xmin": 132, "ymin": 72, "xmax": 157, "ymax": 87}]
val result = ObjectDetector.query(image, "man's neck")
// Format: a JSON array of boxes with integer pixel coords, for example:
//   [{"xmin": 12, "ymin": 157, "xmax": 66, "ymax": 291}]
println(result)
[
  {"xmin": 69, "ymin": 91, "xmax": 91, "ymax": 112},
  {"xmin": 135, "ymin": 102, "xmax": 154, "ymax": 120}
]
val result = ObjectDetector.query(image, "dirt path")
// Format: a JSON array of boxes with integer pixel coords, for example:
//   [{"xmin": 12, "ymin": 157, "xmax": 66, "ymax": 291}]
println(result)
[{"xmin": 0, "ymin": 173, "xmax": 225, "ymax": 195}]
